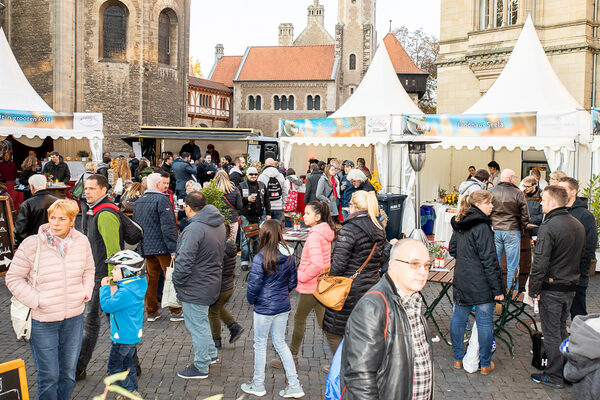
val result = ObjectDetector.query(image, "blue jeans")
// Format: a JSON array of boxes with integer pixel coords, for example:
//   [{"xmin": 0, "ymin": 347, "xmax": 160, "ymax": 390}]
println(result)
[
  {"xmin": 252, "ymin": 311, "xmax": 299, "ymax": 387},
  {"xmin": 182, "ymin": 302, "xmax": 218, "ymax": 373},
  {"xmin": 494, "ymin": 230, "xmax": 521, "ymax": 290},
  {"xmin": 30, "ymin": 314, "xmax": 84, "ymax": 400},
  {"xmin": 450, "ymin": 302, "xmax": 495, "ymax": 368},
  {"xmin": 342, "ymin": 209, "xmax": 349, "ymax": 221},
  {"xmin": 107, "ymin": 342, "xmax": 138, "ymax": 392},
  {"xmin": 270, "ymin": 209, "xmax": 283, "ymax": 222},
  {"xmin": 241, "ymin": 216, "xmax": 260, "ymax": 263}
]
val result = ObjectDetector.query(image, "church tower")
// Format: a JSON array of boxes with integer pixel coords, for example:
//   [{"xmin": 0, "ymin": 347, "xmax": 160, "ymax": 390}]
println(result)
[{"xmin": 335, "ymin": 0, "xmax": 376, "ymax": 103}]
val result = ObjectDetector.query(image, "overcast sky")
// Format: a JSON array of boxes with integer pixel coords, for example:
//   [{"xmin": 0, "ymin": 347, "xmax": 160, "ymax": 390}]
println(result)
[{"xmin": 189, "ymin": 0, "xmax": 441, "ymax": 77}]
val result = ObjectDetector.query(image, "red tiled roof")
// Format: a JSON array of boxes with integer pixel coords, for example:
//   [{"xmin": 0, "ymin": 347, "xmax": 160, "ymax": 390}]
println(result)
[
  {"xmin": 189, "ymin": 76, "xmax": 231, "ymax": 93},
  {"xmin": 210, "ymin": 56, "xmax": 243, "ymax": 87},
  {"xmin": 236, "ymin": 45, "xmax": 336, "ymax": 81},
  {"xmin": 383, "ymin": 33, "xmax": 428, "ymax": 75}
]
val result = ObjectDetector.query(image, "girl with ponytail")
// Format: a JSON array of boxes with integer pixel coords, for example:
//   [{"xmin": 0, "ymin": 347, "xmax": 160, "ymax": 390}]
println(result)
[
  {"xmin": 322, "ymin": 190, "xmax": 386, "ymax": 355},
  {"xmin": 271, "ymin": 201, "xmax": 335, "ymax": 369}
]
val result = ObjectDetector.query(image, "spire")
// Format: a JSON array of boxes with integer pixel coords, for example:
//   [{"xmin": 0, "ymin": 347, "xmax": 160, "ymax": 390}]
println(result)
[{"xmin": 389, "ymin": 20, "xmax": 392, "ymax": 33}]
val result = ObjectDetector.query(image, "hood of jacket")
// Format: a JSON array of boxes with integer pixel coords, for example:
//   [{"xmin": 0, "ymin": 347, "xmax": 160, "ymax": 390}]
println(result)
[
  {"xmin": 345, "ymin": 210, "xmax": 385, "ymax": 243},
  {"xmin": 310, "ymin": 222, "xmax": 335, "ymax": 243},
  {"xmin": 190, "ymin": 204, "xmax": 225, "ymax": 227},
  {"xmin": 310, "ymin": 169, "xmax": 323, "ymax": 178},
  {"xmin": 261, "ymin": 166, "xmax": 281, "ymax": 179},
  {"xmin": 229, "ymin": 165, "xmax": 243, "ymax": 176},
  {"xmin": 117, "ymin": 276, "xmax": 147, "ymax": 300},
  {"xmin": 570, "ymin": 198, "xmax": 589, "ymax": 211},
  {"xmin": 451, "ymin": 206, "xmax": 491, "ymax": 232},
  {"xmin": 96, "ymin": 161, "xmax": 108, "ymax": 170},
  {"xmin": 459, "ymin": 178, "xmax": 485, "ymax": 194},
  {"xmin": 567, "ymin": 313, "xmax": 600, "ymax": 359}
]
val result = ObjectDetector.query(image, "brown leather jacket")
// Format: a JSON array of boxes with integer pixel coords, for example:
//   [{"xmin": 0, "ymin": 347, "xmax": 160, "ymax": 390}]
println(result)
[{"xmin": 490, "ymin": 182, "xmax": 530, "ymax": 231}]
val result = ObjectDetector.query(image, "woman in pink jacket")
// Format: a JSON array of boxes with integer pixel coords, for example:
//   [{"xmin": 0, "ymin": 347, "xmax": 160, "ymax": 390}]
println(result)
[
  {"xmin": 6, "ymin": 199, "xmax": 94, "ymax": 400},
  {"xmin": 271, "ymin": 201, "xmax": 335, "ymax": 369}
]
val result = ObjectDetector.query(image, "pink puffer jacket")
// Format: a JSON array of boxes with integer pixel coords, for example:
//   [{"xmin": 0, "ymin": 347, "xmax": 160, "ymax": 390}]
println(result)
[
  {"xmin": 5, "ymin": 224, "xmax": 95, "ymax": 322},
  {"xmin": 296, "ymin": 222, "xmax": 335, "ymax": 294}
]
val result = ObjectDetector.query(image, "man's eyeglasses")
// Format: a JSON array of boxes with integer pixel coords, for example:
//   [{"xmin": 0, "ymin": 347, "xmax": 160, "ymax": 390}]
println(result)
[{"xmin": 395, "ymin": 259, "xmax": 434, "ymax": 271}]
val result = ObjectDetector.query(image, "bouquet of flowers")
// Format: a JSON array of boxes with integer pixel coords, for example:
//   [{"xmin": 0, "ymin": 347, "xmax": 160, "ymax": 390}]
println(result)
[
  {"xmin": 369, "ymin": 170, "xmax": 382, "ymax": 193},
  {"xmin": 428, "ymin": 241, "xmax": 449, "ymax": 269},
  {"xmin": 442, "ymin": 192, "xmax": 458, "ymax": 206},
  {"xmin": 44, "ymin": 173, "xmax": 55, "ymax": 183},
  {"xmin": 291, "ymin": 212, "xmax": 303, "ymax": 230}
]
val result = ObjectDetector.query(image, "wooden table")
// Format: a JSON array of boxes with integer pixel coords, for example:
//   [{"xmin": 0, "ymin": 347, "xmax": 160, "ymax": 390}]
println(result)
[
  {"xmin": 46, "ymin": 184, "xmax": 70, "ymax": 199},
  {"xmin": 282, "ymin": 227, "xmax": 309, "ymax": 265},
  {"xmin": 420, "ymin": 257, "xmax": 455, "ymax": 345}
]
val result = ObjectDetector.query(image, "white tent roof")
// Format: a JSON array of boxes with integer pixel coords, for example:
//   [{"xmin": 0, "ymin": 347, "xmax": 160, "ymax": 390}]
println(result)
[
  {"xmin": 330, "ymin": 42, "xmax": 423, "ymax": 118},
  {"xmin": 466, "ymin": 16, "xmax": 583, "ymax": 114},
  {"xmin": 0, "ymin": 28, "xmax": 54, "ymax": 112}
]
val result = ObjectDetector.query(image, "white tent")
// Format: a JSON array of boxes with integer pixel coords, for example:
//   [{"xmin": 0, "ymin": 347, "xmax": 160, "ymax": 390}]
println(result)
[{"xmin": 0, "ymin": 28, "xmax": 103, "ymax": 160}]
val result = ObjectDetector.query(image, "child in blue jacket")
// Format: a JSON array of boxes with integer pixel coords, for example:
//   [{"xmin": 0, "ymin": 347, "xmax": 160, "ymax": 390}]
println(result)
[{"xmin": 100, "ymin": 250, "xmax": 148, "ymax": 397}]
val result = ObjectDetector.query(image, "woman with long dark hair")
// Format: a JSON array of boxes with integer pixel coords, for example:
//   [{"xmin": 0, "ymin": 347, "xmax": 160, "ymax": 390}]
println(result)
[
  {"xmin": 449, "ymin": 190, "xmax": 504, "ymax": 375},
  {"xmin": 17, "ymin": 155, "xmax": 38, "ymax": 200},
  {"xmin": 243, "ymin": 220, "xmax": 304, "ymax": 398}
]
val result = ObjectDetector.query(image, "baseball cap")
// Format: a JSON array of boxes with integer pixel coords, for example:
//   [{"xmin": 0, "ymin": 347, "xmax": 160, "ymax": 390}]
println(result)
[
  {"xmin": 247, "ymin": 167, "xmax": 258, "ymax": 175},
  {"xmin": 343, "ymin": 160, "xmax": 355, "ymax": 167}
]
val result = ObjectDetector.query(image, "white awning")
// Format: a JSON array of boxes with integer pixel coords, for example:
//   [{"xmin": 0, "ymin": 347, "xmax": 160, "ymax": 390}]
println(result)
[
  {"xmin": 429, "ymin": 136, "xmax": 576, "ymax": 151},
  {"xmin": 278, "ymin": 135, "xmax": 389, "ymax": 147}
]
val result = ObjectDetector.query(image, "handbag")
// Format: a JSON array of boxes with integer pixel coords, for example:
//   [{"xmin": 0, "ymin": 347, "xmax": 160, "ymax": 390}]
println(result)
[
  {"xmin": 284, "ymin": 181, "xmax": 298, "ymax": 213},
  {"xmin": 314, "ymin": 243, "xmax": 378, "ymax": 311},
  {"xmin": 161, "ymin": 258, "xmax": 182, "ymax": 309},
  {"xmin": 69, "ymin": 174, "xmax": 84, "ymax": 199},
  {"xmin": 10, "ymin": 237, "xmax": 41, "ymax": 341}
]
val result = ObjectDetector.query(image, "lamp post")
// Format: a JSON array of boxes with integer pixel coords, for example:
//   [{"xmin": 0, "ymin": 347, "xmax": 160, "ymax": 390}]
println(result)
[{"xmin": 393, "ymin": 136, "xmax": 441, "ymax": 244}]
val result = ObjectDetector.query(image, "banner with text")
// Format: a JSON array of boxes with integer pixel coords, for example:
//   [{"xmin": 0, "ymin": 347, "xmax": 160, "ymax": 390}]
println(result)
[
  {"xmin": 402, "ymin": 113, "xmax": 537, "ymax": 137},
  {"xmin": 0, "ymin": 109, "xmax": 74, "ymax": 129},
  {"xmin": 279, "ymin": 117, "xmax": 365, "ymax": 138}
]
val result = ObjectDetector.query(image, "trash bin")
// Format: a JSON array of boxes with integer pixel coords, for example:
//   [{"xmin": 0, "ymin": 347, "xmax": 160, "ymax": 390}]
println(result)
[
  {"xmin": 377, "ymin": 194, "xmax": 407, "ymax": 241},
  {"xmin": 420, "ymin": 205, "xmax": 436, "ymax": 236}
]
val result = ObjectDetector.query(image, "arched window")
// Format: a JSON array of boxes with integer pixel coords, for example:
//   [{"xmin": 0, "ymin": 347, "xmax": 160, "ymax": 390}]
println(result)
[
  {"xmin": 256, "ymin": 95, "xmax": 262, "ymax": 110},
  {"xmin": 249, "ymin": 95, "xmax": 255, "ymax": 110},
  {"xmin": 314, "ymin": 95, "xmax": 321, "ymax": 110},
  {"xmin": 288, "ymin": 95, "xmax": 294, "ymax": 110},
  {"xmin": 274, "ymin": 95, "xmax": 281, "ymax": 110},
  {"xmin": 349, "ymin": 54, "xmax": 356, "ymax": 70},
  {"xmin": 158, "ymin": 9, "xmax": 178, "ymax": 67},
  {"xmin": 102, "ymin": 3, "xmax": 127, "ymax": 60},
  {"xmin": 281, "ymin": 95, "xmax": 288, "ymax": 111},
  {"xmin": 307, "ymin": 95, "xmax": 314, "ymax": 111}
]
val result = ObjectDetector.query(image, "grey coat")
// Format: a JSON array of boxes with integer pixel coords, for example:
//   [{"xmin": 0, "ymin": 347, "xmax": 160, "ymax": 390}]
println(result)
[
  {"xmin": 315, "ymin": 174, "xmax": 339, "ymax": 216},
  {"xmin": 562, "ymin": 313, "xmax": 600, "ymax": 400},
  {"xmin": 173, "ymin": 205, "xmax": 226, "ymax": 306}
]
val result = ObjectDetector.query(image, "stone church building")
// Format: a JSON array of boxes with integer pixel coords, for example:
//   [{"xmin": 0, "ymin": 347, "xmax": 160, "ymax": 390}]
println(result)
[
  {"xmin": 437, "ymin": 0, "xmax": 599, "ymax": 113},
  {"xmin": 208, "ymin": 0, "xmax": 426, "ymax": 136},
  {"xmin": 0, "ymin": 0, "xmax": 191, "ymax": 152}
]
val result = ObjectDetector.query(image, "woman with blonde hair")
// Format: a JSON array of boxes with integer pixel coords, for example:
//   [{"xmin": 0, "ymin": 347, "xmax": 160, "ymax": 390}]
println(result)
[
  {"xmin": 322, "ymin": 190, "xmax": 386, "ymax": 356},
  {"xmin": 214, "ymin": 170, "xmax": 242, "ymax": 240},
  {"xmin": 120, "ymin": 182, "xmax": 144, "ymax": 214},
  {"xmin": 113, "ymin": 157, "xmax": 132, "ymax": 196},
  {"xmin": 449, "ymin": 190, "xmax": 504, "ymax": 375},
  {"xmin": 6, "ymin": 199, "xmax": 94, "ymax": 399}
]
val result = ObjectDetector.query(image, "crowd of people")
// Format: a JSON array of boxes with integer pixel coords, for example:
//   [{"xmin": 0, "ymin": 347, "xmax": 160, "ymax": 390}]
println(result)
[{"xmin": 3, "ymin": 146, "xmax": 599, "ymax": 400}]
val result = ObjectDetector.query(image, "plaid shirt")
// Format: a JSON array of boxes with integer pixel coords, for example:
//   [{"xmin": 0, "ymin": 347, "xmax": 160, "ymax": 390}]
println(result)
[{"xmin": 397, "ymin": 287, "xmax": 433, "ymax": 400}]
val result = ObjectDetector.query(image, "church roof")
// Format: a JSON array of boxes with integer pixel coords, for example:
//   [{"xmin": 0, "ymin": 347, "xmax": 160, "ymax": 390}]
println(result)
[
  {"xmin": 382, "ymin": 33, "xmax": 428, "ymax": 75},
  {"xmin": 189, "ymin": 76, "xmax": 232, "ymax": 93},
  {"xmin": 235, "ymin": 45, "xmax": 336, "ymax": 81},
  {"xmin": 208, "ymin": 56, "xmax": 243, "ymax": 87}
]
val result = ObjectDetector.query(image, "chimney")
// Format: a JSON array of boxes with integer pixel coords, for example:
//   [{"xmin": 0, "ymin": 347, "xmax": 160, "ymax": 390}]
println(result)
[
  {"xmin": 215, "ymin": 44, "xmax": 224, "ymax": 63},
  {"xmin": 278, "ymin": 23, "xmax": 294, "ymax": 46}
]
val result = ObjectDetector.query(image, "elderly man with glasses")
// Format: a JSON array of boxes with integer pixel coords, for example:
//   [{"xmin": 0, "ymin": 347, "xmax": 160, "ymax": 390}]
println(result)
[{"xmin": 341, "ymin": 238, "xmax": 433, "ymax": 400}]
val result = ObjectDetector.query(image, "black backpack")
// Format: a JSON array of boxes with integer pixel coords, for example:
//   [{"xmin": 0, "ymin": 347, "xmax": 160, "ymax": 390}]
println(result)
[
  {"xmin": 267, "ymin": 176, "xmax": 282, "ymax": 201},
  {"xmin": 93, "ymin": 203, "xmax": 143, "ymax": 245},
  {"xmin": 531, "ymin": 332, "xmax": 548, "ymax": 370}
]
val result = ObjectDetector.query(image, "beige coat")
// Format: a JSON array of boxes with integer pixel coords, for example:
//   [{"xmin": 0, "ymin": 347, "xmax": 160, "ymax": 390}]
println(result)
[{"xmin": 5, "ymin": 224, "xmax": 95, "ymax": 322}]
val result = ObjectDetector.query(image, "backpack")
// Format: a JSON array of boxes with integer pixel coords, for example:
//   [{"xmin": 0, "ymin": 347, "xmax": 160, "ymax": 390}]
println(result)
[
  {"xmin": 267, "ymin": 176, "xmax": 283, "ymax": 201},
  {"xmin": 93, "ymin": 203, "xmax": 143, "ymax": 246}
]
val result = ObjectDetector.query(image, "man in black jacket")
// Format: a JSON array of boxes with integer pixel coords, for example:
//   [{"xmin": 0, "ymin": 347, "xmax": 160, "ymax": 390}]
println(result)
[
  {"xmin": 42, "ymin": 151, "xmax": 71, "ymax": 183},
  {"xmin": 229, "ymin": 156, "xmax": 246, "ymax": 188},
  {"xmin": 342, "ymin": 239, "xmax": 433, "ymax": 400},
  {"xmin": 238, "ymin": 167, "xmax": 270, "ymax": 269},
  {"xmin": 559, "ymin": 177, "xmax": 598, "ymax": 318},
  {"xmin": 304, "ymin": 161, "xmax": 325, "ymax": 204},
  {"xmin": 173, "ymin": 192, "xmax": 225, "ymax": 379},
  {"xmin": 14, "ymin": 174, "xmax": 57, "ymax": 247},
  {"xmin": 528, "ymin": 185, "xmax": 585, "ymax": 389}
]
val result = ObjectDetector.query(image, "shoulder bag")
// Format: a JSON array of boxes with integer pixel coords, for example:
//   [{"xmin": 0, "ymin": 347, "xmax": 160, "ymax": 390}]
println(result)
[
  {"xmin": 283, "ymin": 180, "xmax": 298, "ymax": 213},
  {"xmin": 161, "ymin": 257, "xmax": 182, "ymax": 309},
  {"xmin": 10, "ymin": 236, "xmax": 42, "ymax": 341},
  {"xmin": 222, "ymin": 194, "xmax": 242, "ymax": 226},
  {"xmin": 314, "ymin": 242, "xmax": 378, "ymax": 311}
]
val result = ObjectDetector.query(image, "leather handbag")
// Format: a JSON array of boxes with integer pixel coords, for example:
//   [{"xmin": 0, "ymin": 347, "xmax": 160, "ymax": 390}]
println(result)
[
  {"xmin": 314, "ymin": 243, "xmax": 378, "ymax": 311},
  {"xmin": 10, "ymin": 237, "xmax": 41, "ymax": 341}
]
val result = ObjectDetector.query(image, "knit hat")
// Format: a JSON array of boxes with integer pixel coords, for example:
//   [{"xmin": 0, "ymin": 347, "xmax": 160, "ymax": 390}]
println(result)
[{"xmin": 247, "ymin": 167, "xmax": 258, "ymax": 175}]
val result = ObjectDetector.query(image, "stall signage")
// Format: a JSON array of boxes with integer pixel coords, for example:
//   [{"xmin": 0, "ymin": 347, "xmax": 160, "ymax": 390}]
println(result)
[
  {"xmin": 403, "ymin": 113, "xmax": 537, "ymax": 137},
  {"xmin": 279, "ymin": 117, "xmax": 365, "ymax": 138},
  {"xmin": 0, "ymin": 109, "xmax": 73, "ymax": 130},
  {"xmin": 592, "ymin": 107, "xmax": 600, "ymax": 136}
]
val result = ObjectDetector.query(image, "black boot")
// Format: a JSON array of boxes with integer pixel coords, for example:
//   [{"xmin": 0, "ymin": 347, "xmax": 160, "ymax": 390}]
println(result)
[
  {"xmin": 214, "ymin": 338, "xmax": 222, "ymax": 350},
  {"xmin": 228, "ymin": 323, "xmax": 245, "ymax": 344}
]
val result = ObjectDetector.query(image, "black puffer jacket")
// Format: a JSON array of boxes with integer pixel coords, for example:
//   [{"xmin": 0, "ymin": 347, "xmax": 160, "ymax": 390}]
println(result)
[
  {"xmin": 221, "ymin": 240, "xmax": 237, "ymax": 293},
  {"xmin": 323, "ymin": 210, "xmax": 386, "ymax": 336},
  {"xmin": 449, "ymin": 206, "xmax": 504, "ymax": 305},
  {"xmin": 568, "ymin": 200, "xmax": 598, "ymax": 287}
]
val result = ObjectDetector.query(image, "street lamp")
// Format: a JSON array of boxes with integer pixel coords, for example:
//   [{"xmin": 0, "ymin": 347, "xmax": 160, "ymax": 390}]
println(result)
[{"xmin": 393, "ymin": 136, "xmax": 441, "ymax": 244}]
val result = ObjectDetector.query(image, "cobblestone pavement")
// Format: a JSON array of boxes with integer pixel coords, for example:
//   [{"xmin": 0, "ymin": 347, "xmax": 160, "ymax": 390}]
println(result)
[{"xmin": 2, "ymin": 264, "xmax": 599, "ymax": 399}]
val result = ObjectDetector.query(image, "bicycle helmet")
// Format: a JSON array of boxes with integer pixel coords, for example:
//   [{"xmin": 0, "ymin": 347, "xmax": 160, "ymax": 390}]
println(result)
[{"xmin": 106, "ymin": 250, "xmax": 145, "ymax": 278}]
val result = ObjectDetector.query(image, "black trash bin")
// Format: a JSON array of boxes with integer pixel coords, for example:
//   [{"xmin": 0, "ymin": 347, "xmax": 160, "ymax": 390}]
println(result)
[{"xmin": 377, "ymin": 193, "xmax": 407, "ymax": 241}]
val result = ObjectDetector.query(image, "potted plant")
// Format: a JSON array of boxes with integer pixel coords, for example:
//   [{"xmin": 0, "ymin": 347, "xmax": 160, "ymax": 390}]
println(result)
[
  {"xmin": 76, "ymin": 150, "xmax": 90, "ymax": 161},
  {"xmin": 428, "ymin": 241, "xmax": 447, "ymax": 268},
  {"xmin": 291, "ymin": 212, "xmax": 303, "ymax": 230},
  {"xmin": 582, "ymin": 174, "xmax": 600, "ymax": 274}
]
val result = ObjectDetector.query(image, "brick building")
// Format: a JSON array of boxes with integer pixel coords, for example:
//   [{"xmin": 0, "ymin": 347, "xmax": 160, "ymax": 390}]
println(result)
[
  {"xmin": 437, "ymin": 0, "xmax": 599, "ymax": 113},
  {"xmin": 0, "ymin": 0, "xmax": 190, "ymax": 153}
]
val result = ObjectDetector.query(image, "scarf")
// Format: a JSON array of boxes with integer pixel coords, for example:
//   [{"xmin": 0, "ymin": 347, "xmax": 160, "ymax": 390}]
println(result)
[{"xmin": 42, "ymin": 226, "xmax": 72, "ymax": 258}]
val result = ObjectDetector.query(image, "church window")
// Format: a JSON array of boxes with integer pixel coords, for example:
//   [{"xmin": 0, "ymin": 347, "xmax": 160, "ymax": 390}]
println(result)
[
  {"xmin": 508, "ymin": 0, "xmax": 519, "ymax": 25},
  {"xmin": 288, "ymin": 95, "xmax": 295, "ymax": 110},
  {"xmin": 101, "ymin": 2, "xmax": 128, "ymax": 60},
  {"xmin": 158, "ymin": 9, "xmax": 178, "ymax": 67},
  {"xmin": 349, "ymin": 54, "xmax": 356, "ymax": 70},
  {"xmin": 281, "ymin": 95, "xmax": 288, "ymax": 111},
  {"xmin": 249, "ymin": 96, "xmax": 255, "ymax": 110},
  {"xmin": 479, "ymin": 0, "xmax": 518, "ymax": 29},
  {"xmin": 274, "ymin": 96, "xmax": 281, "ymax": 110},
  {"xmin": 256, "ymin": 95, "xmax": 262, "ymax": 110},
  {"xmin": 307, "ymin": 95, "xmax": 314, "ymax": 111},
  {"xmin": 314, "ymin": 95, "xmax": 321, "ymax": 110}
]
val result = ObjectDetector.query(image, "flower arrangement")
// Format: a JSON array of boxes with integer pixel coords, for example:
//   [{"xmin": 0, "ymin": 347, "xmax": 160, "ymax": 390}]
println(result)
[
  {"xmin": 442, "ymin": 191, "xmax": 458, "ymax": 206},
  {"xmin": 428, "ymin": 241, "xmax": 449, "ymax": 268},
  {"xmin": 369, "ymin": 170, "xmax": 382, "ymax": 193},
  {"xmin": 290, "ymin": 212, "xmax": 303, "ymax": 229},
  {"xmin": 43, "ymin": 173, "xmax": 56, "ymax": 183}
]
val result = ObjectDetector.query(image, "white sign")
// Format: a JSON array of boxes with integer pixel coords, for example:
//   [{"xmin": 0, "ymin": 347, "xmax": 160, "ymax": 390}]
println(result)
[{"xmin": 133, "ymin": 142, "xmax": 142, "ymax": 160}]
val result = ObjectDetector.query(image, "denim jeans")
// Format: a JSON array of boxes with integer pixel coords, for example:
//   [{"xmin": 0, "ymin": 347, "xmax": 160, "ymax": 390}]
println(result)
[
  {"xmin": 252, "ymin": 311, "xmax": 299, "ymax": 387},
  {"xmin": 107, "ymin": 342, "xmax": 138, "ymax": 392},
  {"xmin": 494, "ymin": 230, "xmax": 521, "ymax": 290},
  {"xmin": 270, "ymin": 209, "xmax": 283, "ymax": 223},
  {"xmin": 450, "ymin": 302, "xmax": 495, "ymax": 368},
  {"xmin": 182, "ymin": 302, "xmax": 218, "ymax": 373},
  {"xmin": 30, "ymin": 314, "xmax": 84, "ymax": 400},
  {"xmin": 241, "ymin": 216, "xmax": 260, "ymax": 263}
]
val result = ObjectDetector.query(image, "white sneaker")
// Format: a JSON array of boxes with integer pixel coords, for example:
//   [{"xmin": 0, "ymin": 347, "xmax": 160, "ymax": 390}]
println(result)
[{"xmin": 147, "ymin": 314, "xmax": 161, "ymax": 322}]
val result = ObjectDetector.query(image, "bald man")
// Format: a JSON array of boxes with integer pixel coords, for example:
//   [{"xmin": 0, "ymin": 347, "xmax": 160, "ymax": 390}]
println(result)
[
  {"xmin": 341, "ymin": 239, "xmax": 433, "ymax": 399},
  {"xmin": 490, "ymin": 169, "xmax": 530, "ymax": 290}
]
